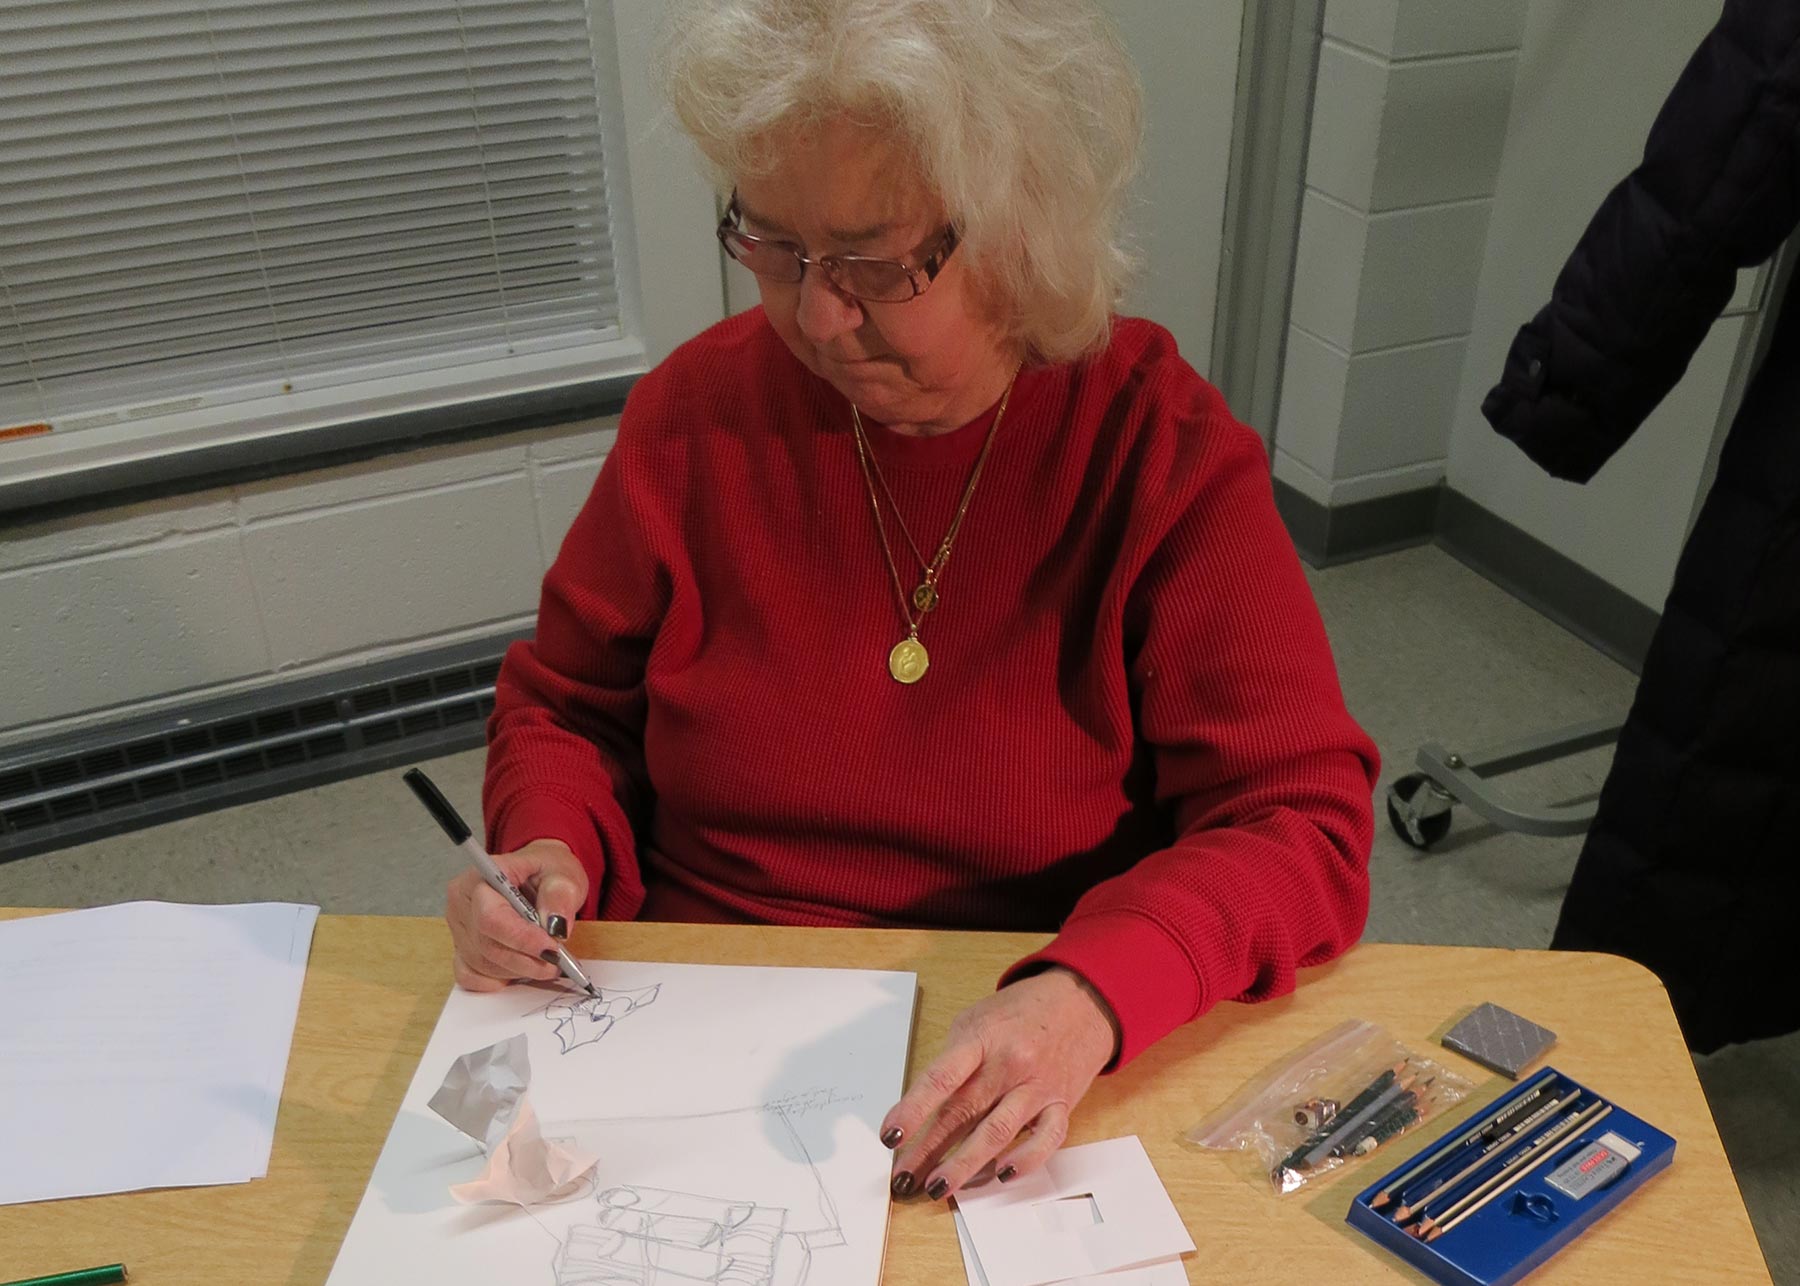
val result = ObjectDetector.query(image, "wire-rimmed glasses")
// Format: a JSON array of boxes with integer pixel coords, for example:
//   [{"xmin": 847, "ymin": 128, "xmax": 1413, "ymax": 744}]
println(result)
[{"xmin": 716, "ymin": 193, "xmax": 960, "ymax": 303}]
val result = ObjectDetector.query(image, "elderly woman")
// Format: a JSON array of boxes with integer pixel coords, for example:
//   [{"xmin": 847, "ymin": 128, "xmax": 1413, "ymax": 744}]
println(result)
[{"xmin": 447, "ymin": 0, "xmax": 1378, "ymax": 1204}]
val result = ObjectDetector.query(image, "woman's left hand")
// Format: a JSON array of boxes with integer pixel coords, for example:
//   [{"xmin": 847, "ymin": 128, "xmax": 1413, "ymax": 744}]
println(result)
[{"xmin": 880, "ymin": 966, "xmax": 1120, "ymax": 1201}]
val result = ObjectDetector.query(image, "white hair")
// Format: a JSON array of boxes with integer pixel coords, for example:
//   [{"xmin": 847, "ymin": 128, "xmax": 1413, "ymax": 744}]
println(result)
[{"xmin": 663, "ymin": 0, "xmax": 1143, "ymax": 363}]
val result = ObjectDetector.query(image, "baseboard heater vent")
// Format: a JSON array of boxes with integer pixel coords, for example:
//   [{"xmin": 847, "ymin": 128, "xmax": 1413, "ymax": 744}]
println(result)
[{"xmin": 0, "ymin": 631, "xmax": 525, "ymax": 863}]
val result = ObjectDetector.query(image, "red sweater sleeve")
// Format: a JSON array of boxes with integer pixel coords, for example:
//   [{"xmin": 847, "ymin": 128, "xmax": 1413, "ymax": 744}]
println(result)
[
  {"xmin": 481, "ymin": 387, "xmax": 675, "ymax": 921},
  {"xmin": 1006, "ymin": 411, "xmax": 1379, "ymax": 1067}
]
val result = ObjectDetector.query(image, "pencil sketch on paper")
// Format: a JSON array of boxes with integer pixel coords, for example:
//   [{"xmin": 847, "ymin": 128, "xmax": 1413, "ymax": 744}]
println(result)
[
  {"xmin": 555, "ymin": 1186, "xmax": 801, "ymax": 1286},
  {"xmin": 543, "ymin": 983, "xmax": 661, "ymax": 1054},
  {"xmin": 761, "ymin": 1086, "xmax": 863, "ymax": 1120},
  {"xmin": 548, "ymin": 1103, "xmax": 845, "ymax": 1286},
  {"xmin": 323, "ymin": 958, "xmax": 916, "ymax": 1286}
]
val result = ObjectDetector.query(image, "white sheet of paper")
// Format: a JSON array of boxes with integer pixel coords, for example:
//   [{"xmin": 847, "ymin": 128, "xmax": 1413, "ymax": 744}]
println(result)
[
  {"xmin": 327, "ymin": 958, "xmax": 916, "ymax": 1286},
  {"xmin": 953, "ymin": 1137, "xmax": 1195, "ymax": 1286},
  {"xmin": 953, "ymin": 1206, "xmax": 1188, "ymax": 1286},
  {"xmin": 0, "ymin": 900, "xmax": 319, "ymax": 1206}
]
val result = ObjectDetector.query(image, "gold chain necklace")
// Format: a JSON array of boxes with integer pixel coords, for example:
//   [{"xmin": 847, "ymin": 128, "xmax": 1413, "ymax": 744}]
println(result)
[
  {"xmin": 860, "ymin": 433, "xmax": 936, "ymax": 586},
  {"xmin": 851, "ymin": 373, "xmax": 1017, "ymax": 684}
]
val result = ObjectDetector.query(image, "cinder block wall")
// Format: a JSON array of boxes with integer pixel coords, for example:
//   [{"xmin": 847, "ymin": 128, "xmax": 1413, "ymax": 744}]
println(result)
[
  {"xmin": 0, "ymin": 418, "xmax": 616, "ymax": 747},
  {"xmin": 1272, "ymin": 0, "xmax": 1526, "ymax": 508}
]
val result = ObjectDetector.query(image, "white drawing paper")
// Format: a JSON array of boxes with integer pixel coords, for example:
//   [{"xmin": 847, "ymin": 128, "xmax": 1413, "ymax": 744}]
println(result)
[
  {"xmin": 953, "ymin": 1137, "xmax": 1195, "ymax": 1286},
  {"xmin": 952, "ymin": 1207, "xmax": 1188, "ymax": 1286},
  {"xmin": 327, "ymin": 958, "xmax": 916, "ymax": 1286},
  {"xmin": 0, "ymin": 900, "xmax": 319, "ymax": 1206}
]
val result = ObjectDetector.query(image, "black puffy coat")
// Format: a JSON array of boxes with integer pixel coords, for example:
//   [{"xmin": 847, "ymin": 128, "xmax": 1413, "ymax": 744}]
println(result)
[{"xmin": 1482, "ymin": 0, "xmax": 1800, "ymax": 1052}]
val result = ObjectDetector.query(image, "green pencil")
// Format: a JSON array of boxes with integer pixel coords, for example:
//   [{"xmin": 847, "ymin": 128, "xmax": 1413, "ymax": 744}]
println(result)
[{"xmin": 1, "ymin": 1265, "xmax": 127, "ymax": 1286}]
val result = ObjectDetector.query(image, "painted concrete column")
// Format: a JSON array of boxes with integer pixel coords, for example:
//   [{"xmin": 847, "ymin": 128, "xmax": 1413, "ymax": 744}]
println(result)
[{"xmin": 1273, "ymin": 0, "xmax": 1526, "ymax": 512}]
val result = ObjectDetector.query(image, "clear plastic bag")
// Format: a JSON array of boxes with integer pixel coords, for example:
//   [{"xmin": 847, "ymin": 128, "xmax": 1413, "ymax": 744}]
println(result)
[{"xmin": 1185, "ymin": 1019, "xmax": 1472, "ymax": 1194}]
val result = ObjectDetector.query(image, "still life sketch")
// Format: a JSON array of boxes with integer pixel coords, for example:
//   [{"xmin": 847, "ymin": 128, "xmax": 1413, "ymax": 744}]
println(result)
[
  {"xmin": 326, "ymin": 958, "xmax": 916, "ymax": 1286},
  {"xmin": 549, "ymin": 1100, "xmax": 843, "ymax": 1286},
  {"xmin": 559, "ymin": 1185, "xmax": 805, "ymax": 1286},
  {"xmin": 544, "ymin": 983, "xmax": 662, "ymax": 1055}
]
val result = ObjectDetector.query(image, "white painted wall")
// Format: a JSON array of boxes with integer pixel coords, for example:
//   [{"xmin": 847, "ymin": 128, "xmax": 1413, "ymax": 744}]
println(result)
[
  {"xmin": 1101, "ymin": 0, "xmax": 1243, "ymax": 378},
  {"xmin": 607, "ymin": 2, "xmax": 729, "ymax": 367},
  {"xmin": 0, "ymin": 419, "xmax": 618, "ymax": 746},
  {"xmin": 1272, "ymin": 0, "xmax": 1527, "ymax": 507},
  {"xmin": 1444, "ymin": 0, "xmax": 1764, "ymax": 609}
]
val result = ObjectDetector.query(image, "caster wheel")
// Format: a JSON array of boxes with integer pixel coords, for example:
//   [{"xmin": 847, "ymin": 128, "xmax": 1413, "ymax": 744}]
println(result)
[{"xmin": 1387, "ymin": 773, "xmax": 1453, "ymax": 849}]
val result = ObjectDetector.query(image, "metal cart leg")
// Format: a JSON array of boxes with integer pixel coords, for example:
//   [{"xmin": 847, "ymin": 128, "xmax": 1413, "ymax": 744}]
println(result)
[{"xmin": 1386, "ymin": 717, "xmax": 1622, "ymax": 850}]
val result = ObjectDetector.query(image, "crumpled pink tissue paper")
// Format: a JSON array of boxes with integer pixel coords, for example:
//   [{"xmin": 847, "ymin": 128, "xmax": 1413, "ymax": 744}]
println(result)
[{"xmin": 426, "ymin": 1033, "xmax": 595, "ymax": 1206}]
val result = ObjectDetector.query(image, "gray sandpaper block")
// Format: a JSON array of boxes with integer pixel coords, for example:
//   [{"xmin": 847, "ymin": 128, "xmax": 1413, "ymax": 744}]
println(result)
[{"xmin": 1442, "ymin": 1002, "xmax": 1557, "ymax": 1079}]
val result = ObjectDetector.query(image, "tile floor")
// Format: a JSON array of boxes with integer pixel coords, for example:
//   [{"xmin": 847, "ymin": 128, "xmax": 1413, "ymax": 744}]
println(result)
[{"xmin": 1, "ymin": 543, "xmax": 1792, "ymax": 1281}]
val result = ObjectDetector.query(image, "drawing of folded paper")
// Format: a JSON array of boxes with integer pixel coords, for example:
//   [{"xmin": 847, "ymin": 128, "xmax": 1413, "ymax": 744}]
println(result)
[
  {"xmin": 546, "ymin": 984, "xmax": 661, "ymax": 1054},
  {"xmin": 554, "ymin": 1186, "xmax": 805, "ymax": 1286}
]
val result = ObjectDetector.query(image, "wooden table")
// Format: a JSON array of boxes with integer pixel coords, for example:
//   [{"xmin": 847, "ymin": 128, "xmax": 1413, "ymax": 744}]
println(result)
[{"xmin": 0, "ymin": 911, "xmax": 1772, "ymax": 1284}]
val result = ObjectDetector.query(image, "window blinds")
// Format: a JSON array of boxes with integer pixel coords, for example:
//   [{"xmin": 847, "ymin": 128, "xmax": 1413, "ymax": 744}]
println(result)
[{"xmin": 0, "ymin": 0, "xmax": 622, "ymax": 431}]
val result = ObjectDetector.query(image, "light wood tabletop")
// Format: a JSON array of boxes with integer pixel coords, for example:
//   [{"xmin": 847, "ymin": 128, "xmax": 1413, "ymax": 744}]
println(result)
[{"xmin": 0, "ymin": 910, "xmax": 1772, "ymax": 1284}]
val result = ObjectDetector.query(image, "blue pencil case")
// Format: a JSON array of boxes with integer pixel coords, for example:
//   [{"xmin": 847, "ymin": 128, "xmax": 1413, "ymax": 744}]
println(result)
[{"xmin": 1345, "ymin": 1067, "xmax": 1674, "ymax": 1286}]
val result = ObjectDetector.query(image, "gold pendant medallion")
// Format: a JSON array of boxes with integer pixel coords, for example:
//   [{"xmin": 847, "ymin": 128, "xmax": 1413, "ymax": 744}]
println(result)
[
  {"xmin": 912, "ymin": 583, "xmax": 940, "ymax": 612},
  {"xmin": 888, "ymin": 636, "xmax": 930, "ymax": 684}
]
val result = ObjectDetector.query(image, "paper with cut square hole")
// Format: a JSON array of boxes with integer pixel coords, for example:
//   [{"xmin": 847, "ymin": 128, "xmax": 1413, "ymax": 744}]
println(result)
[
  {"xmin": 952, "ymin": 1136, "xmax": 1193, "ymax": 1286},
  {"xmin": 953, "ymin": 1206, "xmax": 1186, "ymax": 1285}
]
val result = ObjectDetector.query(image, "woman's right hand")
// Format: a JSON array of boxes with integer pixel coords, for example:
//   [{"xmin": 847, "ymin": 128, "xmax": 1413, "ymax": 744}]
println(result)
[{"xmin": 446, "ymin": 838, "xmax": 589, "ymax": 991}]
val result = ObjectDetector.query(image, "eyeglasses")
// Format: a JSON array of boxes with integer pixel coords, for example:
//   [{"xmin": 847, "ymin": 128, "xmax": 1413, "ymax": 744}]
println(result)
[{"xmin": 716, "ymin": 193, "xmax": 960, "ymax": 303}]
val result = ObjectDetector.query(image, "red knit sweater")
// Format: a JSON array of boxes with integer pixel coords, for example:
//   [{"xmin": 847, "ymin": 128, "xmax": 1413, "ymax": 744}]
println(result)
[{"xmin": 484, "ymin": 309, "xmax": 1379, "ymax": 1067}]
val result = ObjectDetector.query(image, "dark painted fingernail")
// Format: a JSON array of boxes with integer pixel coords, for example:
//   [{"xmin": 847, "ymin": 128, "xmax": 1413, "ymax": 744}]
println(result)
[
  {"xmin": 997, "ymin": 1164, "xmax": 1017, "ymax": 1183},
  {"xmin": 891, "ymin": 1171, "xmax": 917, "ymax": 1198},
  {"xmin": 539, "ymin": 949, "xmax": 560, "ymax": 964},
  {"xmin": 926, "ymin": 1177, "xmax": 949, "ymax": 1201},
  {"xmin": 880, "ymin": 1127, "xmax": 903, "ymax": 1148},
  {"xmin": 546, "ymin": 914, "xmax": 569, "ymax": 940}
]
